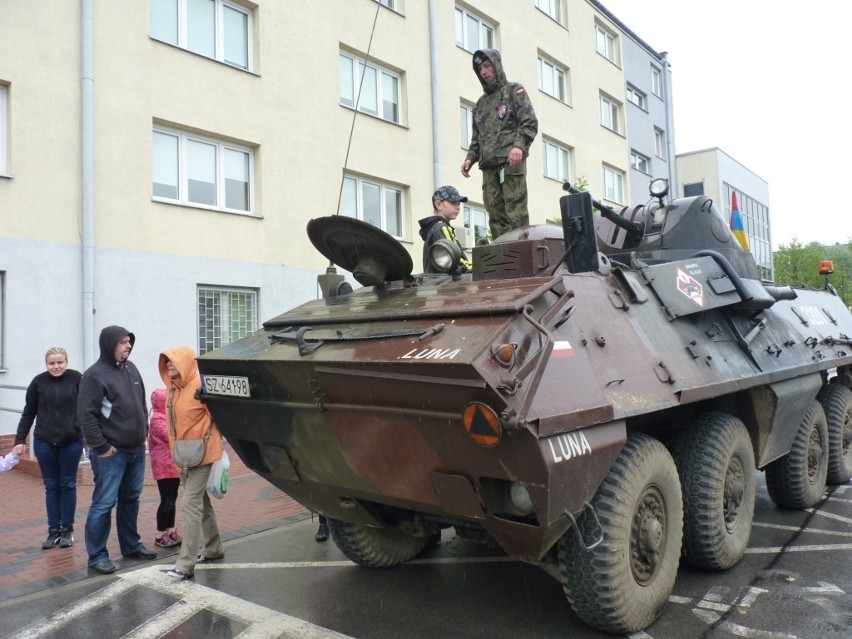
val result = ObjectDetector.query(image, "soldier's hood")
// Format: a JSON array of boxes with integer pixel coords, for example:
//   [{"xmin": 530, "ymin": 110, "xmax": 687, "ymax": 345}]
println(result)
[{"xmin": 472, "ymin": 49, "xmax": 506, "ymax": 94}]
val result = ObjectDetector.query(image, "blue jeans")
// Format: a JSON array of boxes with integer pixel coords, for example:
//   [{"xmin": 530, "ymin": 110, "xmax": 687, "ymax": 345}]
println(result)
[
  {"xmin": 33, "ymin": 437, "xmax": 84, "ymax": 532},
  {"xmin": 85, "ymin": 447, "xmax": 146, "ymax": 565}
]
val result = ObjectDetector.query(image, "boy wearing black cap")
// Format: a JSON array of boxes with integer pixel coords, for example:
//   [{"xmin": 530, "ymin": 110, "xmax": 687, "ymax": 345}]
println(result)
[{"xmin": 418, "ymin": 186, "xmax": 473, "ymax": 274}]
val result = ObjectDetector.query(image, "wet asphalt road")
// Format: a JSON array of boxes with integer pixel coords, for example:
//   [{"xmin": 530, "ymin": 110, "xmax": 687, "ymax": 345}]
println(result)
[{"xmin": 1, "ymin": 475, "xmax": 850, "ymax": 639}]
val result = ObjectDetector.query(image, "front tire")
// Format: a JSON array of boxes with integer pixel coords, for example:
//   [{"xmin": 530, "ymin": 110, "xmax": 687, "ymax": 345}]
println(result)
[
  {"xmin": 817, "ymin": 384, "xmax": 852, "ymax": 485},
  {"xmin": 766, "ymin": 401, "xmax": 828, "ymax": 509},
  {"xmin": 327, "ymin": 518, "xmax": 429, "ymax": 568},
  {"xmin": 559, "ymin": 433, "xmax": 683, "ymax": 634},
  {"xmin": 671, "ymin": 412, "xmax": 756, "ymax": 570}
]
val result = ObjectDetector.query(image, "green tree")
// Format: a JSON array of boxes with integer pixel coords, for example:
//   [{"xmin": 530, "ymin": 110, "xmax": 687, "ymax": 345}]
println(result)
[{"xmin": 773, "ymin": 238, "xmax": 851, "ymax": 306}]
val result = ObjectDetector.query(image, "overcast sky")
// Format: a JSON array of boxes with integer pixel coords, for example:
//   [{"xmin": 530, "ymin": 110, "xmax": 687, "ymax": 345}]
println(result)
[{"xmin": 600, "ymin": 0, "xmax": 851, "ymax": 250}]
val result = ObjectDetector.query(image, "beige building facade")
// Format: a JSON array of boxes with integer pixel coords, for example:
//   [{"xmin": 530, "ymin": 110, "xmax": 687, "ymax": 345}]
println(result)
[{"xmin": 0, "ymin": 0, "xmax": 679, "ymax": 433}]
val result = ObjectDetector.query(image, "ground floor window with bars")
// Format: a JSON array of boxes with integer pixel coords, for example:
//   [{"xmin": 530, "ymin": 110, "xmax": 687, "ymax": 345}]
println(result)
[{"xmin": 197, "ymin": 286, "xmax": 258, "ymax": 355}]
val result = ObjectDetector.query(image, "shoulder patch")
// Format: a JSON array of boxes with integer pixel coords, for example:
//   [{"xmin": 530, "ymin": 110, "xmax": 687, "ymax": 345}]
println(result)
[{"xmin": 516, "ymin": 88, "xmax": 526, "ymax": 95}]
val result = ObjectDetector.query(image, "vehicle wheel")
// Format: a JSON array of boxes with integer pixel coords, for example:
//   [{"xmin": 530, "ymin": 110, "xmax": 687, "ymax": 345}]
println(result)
[
  {"xmin": 327, "ymin": 518, "xmax": 429, "ymax": 568},
  {"xmin": 817, "ymin": 384, "xmax": 852, "ymax": 485},
  {"xmin": 558, "ymin": 433, "xmax": 683, "ymax": 634},
  {"xmin": 766, "ymin": 401, "xmax": 828, "ymax": 509},
  {"xmin": 671, "ymin": 413, "xmax": 756, "ymax": 570}
]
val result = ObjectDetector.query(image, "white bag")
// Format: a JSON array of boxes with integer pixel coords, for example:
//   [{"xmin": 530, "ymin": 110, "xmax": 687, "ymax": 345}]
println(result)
[{"xmin": 207, "ymin": 450, "xmax": 230, "ymax": 499}]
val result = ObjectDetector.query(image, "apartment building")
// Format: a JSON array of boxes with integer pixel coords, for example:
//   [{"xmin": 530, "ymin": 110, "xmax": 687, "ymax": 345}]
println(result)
[{"xmin": 0, "ymin": 0, "xmax": 677, "ymax": 433}]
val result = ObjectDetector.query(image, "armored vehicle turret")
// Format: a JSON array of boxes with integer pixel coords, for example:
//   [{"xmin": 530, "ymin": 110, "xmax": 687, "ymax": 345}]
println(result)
[{"xmin": 197, "ymin": 181, "xmax": 852, "ymax": 633}]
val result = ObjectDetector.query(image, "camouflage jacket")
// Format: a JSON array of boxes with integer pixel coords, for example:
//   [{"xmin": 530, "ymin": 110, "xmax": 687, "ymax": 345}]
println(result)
[{"xmin": 465, "ymin": 49, "xmax": 538, "ymax": 170}]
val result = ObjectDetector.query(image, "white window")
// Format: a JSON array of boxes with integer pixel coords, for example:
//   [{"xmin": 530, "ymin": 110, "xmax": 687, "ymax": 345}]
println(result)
[
  {"xmin": 538, "ymin": 56, "xmax": 567, "ymax": 103},
  {"xmin": 455, "ymin": 7, "xmax": 494, "ymax": 53},
  {"xmin": 342, "ymin": 174, "xmax": 404, "ymax": 238},
  {"xmin": 153, "ymin": 127, "xmax": 253, "ymax": 213},
  {"xmin": 630, "ymin": 151, "xmax": 650, "ymax": 174},
  {"xmin": 150, "ymin": 0, "xmax": 252, "ymax": 70},
  {"xmin": 0, "ymin": 84, "xmax": 7, "ymax": 175},
  {"xmin": 376, "ymin": 0, "xmax": 399, "ymax": 10},
  {"xmin": 339, "ymin": 53, "xmax": 401, "ymax": 124},
  {"xmin": 460, "ymin": 102, "xmax": 473, "ymax": 149},
  {"xmin": 0, "ymin": 271, "xmax": 4, "ymax": 368},
  {"xmin": 600, "ymin": 96, "xmax": 621, "ymax": 133},
  {"xmin": 197, "ymin": 286, "xmax": 257, "ymax": 355},
  {"xmin": 603, "ymin": 165, "xmax": 624, "ymax": 204},
  {"xmin": 651, "ymin": 66, "xmax": 662, "ymax": 97},
  {"xmin": 654, "ymin": 127, "xmax": 666, "ymax": 158},
  {"xmin": 626, "ymin": 85, "xmax": 646, "ymax": 110},
  {"xmin": 595, "ymin": 24, "xmax": 616, "ymax": 62},
  {"xmin": 463, "ymin": 203, "xmax": 489, "ymax": 244},
  {"xmin": 535, "ymin": 0, "xmax": 563, "ymax": 25},
  {"xmin": 543, "ymin": 139, "xmax": 570, "ymax": 182}
]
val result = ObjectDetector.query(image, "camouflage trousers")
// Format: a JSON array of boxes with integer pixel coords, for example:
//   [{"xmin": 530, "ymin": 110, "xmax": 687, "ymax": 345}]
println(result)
[{"xmin": 481, "ymin": 160, "xmax": 529, "ymax": 239}]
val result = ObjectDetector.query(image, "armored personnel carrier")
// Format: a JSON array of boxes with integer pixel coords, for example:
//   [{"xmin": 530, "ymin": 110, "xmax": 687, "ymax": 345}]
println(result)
[{"xmin": 197, "ymin": 180, "xmax": 852, "ymax": 633}]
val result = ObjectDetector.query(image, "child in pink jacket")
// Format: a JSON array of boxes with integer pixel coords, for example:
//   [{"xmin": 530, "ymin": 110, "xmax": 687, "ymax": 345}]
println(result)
[{"xmin": 148, "ymin": 388, "xmax": 182, "ymax": 547}]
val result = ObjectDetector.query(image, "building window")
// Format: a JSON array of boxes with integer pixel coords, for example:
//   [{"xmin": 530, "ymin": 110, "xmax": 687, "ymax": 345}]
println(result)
[
  {"xmin": 152, "ymin": 127, "xmax": 253, "ymax": 213},
  {"xmin": 197, "ymin": 286, "xmax": 257, "ymax": 355},
  {"xmin": 0, "ymin": 84, "xmax": 7, "ymax": 175},
  {"xmin": 683, "ymin": 182, "xmax": 704, "ymax": 197},
  {"xmin": 595, "ymin": 24, "xmax": 616, "ymax": 63},
  {"xmin": 339, "ymin": 52, "xmax": 401, "ymax": 124},
  {"xmin": 543, "ymin": 139, "xmax": 570, "ymax": 182},
  {"xmin": 630, "ymin": 151, "xmax": 650, "ymax": 174},
  {"xmin": 455, "ymin": 7, "xmax": 494, "ymax": 53},
  {"xmin": 0, "ymin": 272, "xmax": 4, "ymax": 368},
  {"xmin": 654, "ymin": 127, "xmax": 666, "ymax": 158},
  {"xmin": 651, "ymin": 66, "xmax": 662, "ymax": 97},
  {"xmin": 460, "ymin": 102, "xmax": 473, "ymax": 149},
  {"xmin": 150, "ymin": 0, "xmax": 252, "ymax": 70},
  {"xmin": 626, "ymin": 84, "xmax": 646, "ymax": 110},
  {"xmin": 538, "ymin": 56, "xmax": 567, "ymax": 103},
  {"xmin": 376, "ymin": 0, "xmax": 400, "ymax": 11},
  {"xmin": 463, "ymin": 203, "xmax": 489, "ymax": 244},
  {"xmin": 342, "ymin": 174, "xmax": 404, "ymax": 238},
  {"xmin": 603, "ymin": 165, "xmax": 624, "ymax": 204},
  {"xmin": 535, "ymin": 0, "xmax": 564, "ymax": 25},
  {"xmin": 600, "ymin": 95, "xmax": 621, "ymax": 134}
]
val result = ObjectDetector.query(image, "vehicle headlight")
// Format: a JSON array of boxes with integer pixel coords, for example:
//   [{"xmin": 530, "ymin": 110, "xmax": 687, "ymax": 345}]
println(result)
[{"xmin": 428, "ymin": 239, "xmax": 462, "ymax": 273}]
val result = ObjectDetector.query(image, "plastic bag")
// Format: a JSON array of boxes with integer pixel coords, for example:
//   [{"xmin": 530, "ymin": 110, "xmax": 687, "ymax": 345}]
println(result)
[
  {"xmin": 0, "ymin": 451, "xmax": 20, "ymax": 473},
  {"xmin": 207, "ymin": 450, "xmax": 230, "ymax": 499}
]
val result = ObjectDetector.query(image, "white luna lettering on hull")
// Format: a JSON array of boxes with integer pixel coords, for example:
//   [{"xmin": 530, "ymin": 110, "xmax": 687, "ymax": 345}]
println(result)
[
  {"xmin": 546, "ymin": 431, "xmax": 593, "ymax": 463},
  {"xmin": 399, "ymin": 348, "xmax": 461, "ymax": 360}
]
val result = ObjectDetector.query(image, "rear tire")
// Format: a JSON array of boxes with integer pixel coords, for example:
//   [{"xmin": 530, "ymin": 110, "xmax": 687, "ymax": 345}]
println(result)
[
  {"xmin": 817, "ymin": 384, "xmax": 852, "ymax": 485},
  {"xmin": 558, "ymin": 433, "xmax": 683, "ymax": 634},
  {"xmin": 671, "ymin": 412, "xmax": 756, "ymax": 570},
  {"xmin": 327, "ymin": 518, "xmax": 429, "ymax": 568},
  {"xmin": 766, "ymin": 401, "xmax": 828, "ymax": 509}
]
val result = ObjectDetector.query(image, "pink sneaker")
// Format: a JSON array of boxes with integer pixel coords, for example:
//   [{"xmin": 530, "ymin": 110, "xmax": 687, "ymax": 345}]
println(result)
[{"xmin": 169, "ymin": 530, "xmax": 182, "ymax": 544}]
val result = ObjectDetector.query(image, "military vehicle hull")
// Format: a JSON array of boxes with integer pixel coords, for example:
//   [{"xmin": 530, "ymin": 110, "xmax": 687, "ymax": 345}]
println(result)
[{"xmin": 198, "ymin": 189, "xmax": 852, "ymax": 633}]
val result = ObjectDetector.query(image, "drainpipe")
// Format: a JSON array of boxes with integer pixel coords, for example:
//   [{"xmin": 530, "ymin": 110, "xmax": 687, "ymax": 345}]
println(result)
[
  {"xmin": 660, "ymin": 52, "xmax": 677, "ymax": 197},
  {"xmin": 81, "ymin": 0, "xmax": 95, "ymax": 365},
  {"xmin": 428, "ymin": 0, "xmax": 440, "ymax": 188}
]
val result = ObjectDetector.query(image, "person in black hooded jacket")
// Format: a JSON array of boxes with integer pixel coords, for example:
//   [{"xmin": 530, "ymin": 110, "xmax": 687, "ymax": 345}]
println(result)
[
  {"xmin": 418, "ymin": 185, "xmax": 473, "ymax": 274},
  {"xmin": 78, "ymin": 325, "xmax": 157, "ymax": 574}
]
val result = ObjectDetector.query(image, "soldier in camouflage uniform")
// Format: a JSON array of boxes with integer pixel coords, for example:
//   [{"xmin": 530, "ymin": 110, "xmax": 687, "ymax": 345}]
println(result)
[{"xmin": 461, "ymin": 49, "xmax": 538, "ymax": 239}]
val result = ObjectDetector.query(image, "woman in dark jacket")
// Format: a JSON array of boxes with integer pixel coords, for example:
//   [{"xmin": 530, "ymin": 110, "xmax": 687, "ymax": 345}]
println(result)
[{"xmin": 12, "ymin": 347, "xmax": 83, "ymax": 549}]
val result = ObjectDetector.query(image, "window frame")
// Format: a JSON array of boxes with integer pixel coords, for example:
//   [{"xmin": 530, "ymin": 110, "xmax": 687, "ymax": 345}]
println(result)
[
  {"xmin": 0, "ymin": 271, "xmax": 4, "ymax": 369},
  {"xmin": 600, "ymin": 95, "xmax": 621, "ymax": 134},
  {"xmin": 535, "ymin": 0, "xmax": 564, "ymax": 25},
  {"xmin": 455, "ymin": 6, "xmax": 495, "ymax": 53},
  {"xmin": 149, "ymin": 0, "xmax": 253, "ymax": 71},
  {"xmin": 543, "ymin": 138, "xmax": 571, "ymax": 182},
  {"xmin": 538, "ymin": 55, "xmax": 567, "ymax": 103},
  {"xmin": 463, "ymin": 203, "xmax": 489, "ymax": 244},
  {"xmin": 197, "ymin": 285, "xmax": 258, "ymax": 356},
  {"xmin": 626, "ymin": 84, "xmax": 646, "ymax": 110},
  {"xmin": 460, "ymin": 101, "xmax": 473, "ymax": 150},
  {"xmin": 654, "ymin": 127, "xmax": 666, "ymax": 159},
  {"xmin": 0, "ymin": 84, "xmax": 7, "ymax": 175},
  {"xmin": 152, "ymin": 126, "xmax": 255, "ymax": 215},
  {"xmin": 603, "ymin": 165, "xmax": 625, "ymax": 205},
  {"xmin": 342, "ymin": 173, "xmax": 405, "ymax": 239},
  {"xmin": 595, "ymin": 23, "xmax": 616, "ymax": 63},
  {"xmin": 651, "ymin": 66, "xmax": 662, "ymax": 97},
  {"xmin": 630, "ymin": 151, "xmax": 650, "ymax": 174},
  {"xmin": 339, "ymin": 52, "xmax": 402, "ymax": 125}
]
